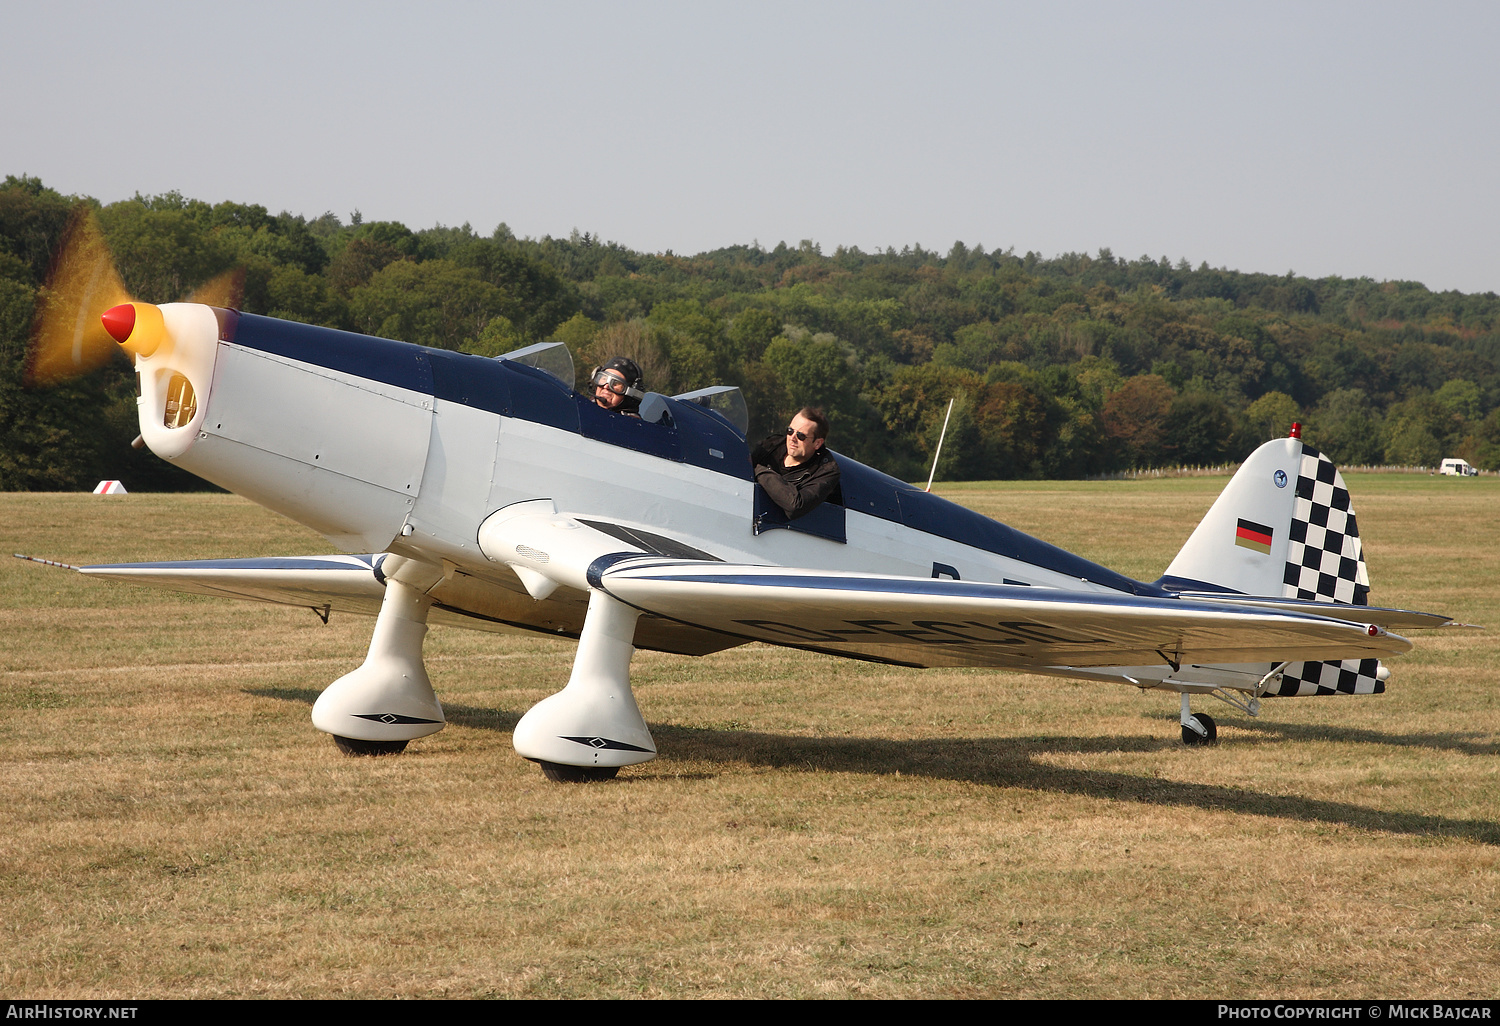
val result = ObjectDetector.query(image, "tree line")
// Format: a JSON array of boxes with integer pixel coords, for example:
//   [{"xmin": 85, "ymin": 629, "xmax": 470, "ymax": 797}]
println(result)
[{"xmin": 3, "ymin": 173, "xmax": 1498, "ymax": 491}]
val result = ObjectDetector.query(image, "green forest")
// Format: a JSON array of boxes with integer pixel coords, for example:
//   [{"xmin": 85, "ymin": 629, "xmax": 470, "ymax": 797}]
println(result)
[{"xmin": 3, "ymin": 173, "xmax": 1498, "ymax": 491}]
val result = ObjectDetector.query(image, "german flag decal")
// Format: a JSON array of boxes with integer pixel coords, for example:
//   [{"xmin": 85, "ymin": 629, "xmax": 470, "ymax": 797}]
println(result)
[{"xmin": 1235, "ymin": 518, "xmax": 1274, "ymax": 554}]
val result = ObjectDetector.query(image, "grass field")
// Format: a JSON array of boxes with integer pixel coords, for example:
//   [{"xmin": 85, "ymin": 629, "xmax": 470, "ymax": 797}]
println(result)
[{"xmin": 1, "ymin": 477, "xmax": 1496, "ymax": 999}]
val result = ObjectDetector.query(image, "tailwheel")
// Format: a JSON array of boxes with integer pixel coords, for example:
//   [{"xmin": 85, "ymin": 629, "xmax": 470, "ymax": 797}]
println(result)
[
  {"xmin": 1181, "ymin": 713, "xmax": 1218, "ymax": 746},
  {"xmin": 333, "ymin": 735, "xmax": 409, "ymax": 757},
  {"xmin": 539, "ymin": 761, "xmax": 619, "ymax": 783}
]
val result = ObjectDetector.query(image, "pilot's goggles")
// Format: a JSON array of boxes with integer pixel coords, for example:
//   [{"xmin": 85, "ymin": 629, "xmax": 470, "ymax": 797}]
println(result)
[{"xmin": 592, "ymin": 370, "xmax": 629, "ymax": 395}]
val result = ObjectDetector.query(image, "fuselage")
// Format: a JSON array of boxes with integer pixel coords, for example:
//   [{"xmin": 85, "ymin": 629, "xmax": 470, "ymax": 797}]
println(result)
[{"xmin": 133, "ymin": 305, "xmax": 1163, "ymax": 650}]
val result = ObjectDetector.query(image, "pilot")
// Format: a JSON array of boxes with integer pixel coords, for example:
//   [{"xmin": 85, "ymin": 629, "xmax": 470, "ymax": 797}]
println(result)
[
  {"xmin": 751, "ymin": 407, "xmax": 840, "ymax": 519},
  {"xmin": 590, "ymin": 357, "xmax": 645, "ymax": 416}
]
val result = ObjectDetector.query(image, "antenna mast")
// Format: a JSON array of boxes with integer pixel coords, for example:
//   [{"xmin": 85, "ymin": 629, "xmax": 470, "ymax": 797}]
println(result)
[{"xmin": 925, "ymin": 398, "xmax": 955, "ymax": 492}]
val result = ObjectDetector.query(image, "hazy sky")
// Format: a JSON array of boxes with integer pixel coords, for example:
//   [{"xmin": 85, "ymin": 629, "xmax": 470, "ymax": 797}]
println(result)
[{"xmin": 6, "ymin": 1, "xmax": 1497, "ymax": 292}]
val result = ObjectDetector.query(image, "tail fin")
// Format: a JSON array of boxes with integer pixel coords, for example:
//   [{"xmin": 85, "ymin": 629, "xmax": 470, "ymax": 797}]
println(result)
[{"xmin": 1159, "ymin": 434, "xmax": 1383, "ymax": 696}]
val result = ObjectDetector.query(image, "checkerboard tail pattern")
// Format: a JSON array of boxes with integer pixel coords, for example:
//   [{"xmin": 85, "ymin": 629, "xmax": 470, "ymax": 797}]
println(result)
[
  {"xmin": 1271, "ymin": 656, "xmax": 1383, "ymax": 696},
  {"xmin": 1271, "ymin": 443, "xmax": 1384, "ymax": 697},
  {"xmin": 1283, "ymin": 444, "xmax": 1369, "ymax": 604}
]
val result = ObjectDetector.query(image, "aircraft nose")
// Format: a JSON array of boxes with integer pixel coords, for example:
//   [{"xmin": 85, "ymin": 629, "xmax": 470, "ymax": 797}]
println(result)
[{"xmin": 101, "ymin": 302, "xmax": 167, "ymax": 357}]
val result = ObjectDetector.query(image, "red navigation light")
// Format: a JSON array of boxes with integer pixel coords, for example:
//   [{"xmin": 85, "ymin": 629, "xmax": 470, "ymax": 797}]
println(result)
[{"xmin": 1289, "ymin": 422, "xmax": 1302, "ymax": 439}]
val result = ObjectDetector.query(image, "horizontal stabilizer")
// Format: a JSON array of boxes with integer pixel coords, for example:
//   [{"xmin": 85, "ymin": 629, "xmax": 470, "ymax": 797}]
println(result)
[{"xmin": 1165, "ymin": 592, "xmax": 1452, "ymax": 632}]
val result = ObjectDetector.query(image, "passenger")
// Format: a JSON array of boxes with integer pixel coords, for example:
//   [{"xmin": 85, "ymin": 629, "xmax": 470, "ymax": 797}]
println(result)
[
  {"xmin": 590, "ymin": 357, "xmax": 645, "ymax": 416},
  {"xmin": 751, "ymin": 407, "xmax": 840, "ymax": 520}
]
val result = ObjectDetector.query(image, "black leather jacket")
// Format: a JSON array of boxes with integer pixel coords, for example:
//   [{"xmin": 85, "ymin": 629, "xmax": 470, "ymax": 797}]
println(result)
[{"xmin": 752, "ymin": 440, "xmax": 841, "ymax": 520}]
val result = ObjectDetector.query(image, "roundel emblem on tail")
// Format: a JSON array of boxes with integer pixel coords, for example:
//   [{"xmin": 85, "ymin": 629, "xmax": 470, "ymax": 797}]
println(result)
[{"xmin": 1274, "ymin": 469, "xmax": 1288, "ymax": 488}]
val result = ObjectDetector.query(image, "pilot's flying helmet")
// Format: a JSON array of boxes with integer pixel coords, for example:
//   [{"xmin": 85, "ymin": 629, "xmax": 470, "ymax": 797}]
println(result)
[{"xmin": 590, "ymin": 357, "xmax": 646, "ymax": 401}]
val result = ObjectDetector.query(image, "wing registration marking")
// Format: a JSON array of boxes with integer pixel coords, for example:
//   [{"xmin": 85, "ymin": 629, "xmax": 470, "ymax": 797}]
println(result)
[{"xmin": 734, "ymin": 618, "xmax": 1109, "ymax": 646}]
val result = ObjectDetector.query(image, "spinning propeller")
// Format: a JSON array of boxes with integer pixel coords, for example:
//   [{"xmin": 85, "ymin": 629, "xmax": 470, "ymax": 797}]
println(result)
[{"xmin": 23, "ymin": 206, "xmax": 243, "ymax": 387}]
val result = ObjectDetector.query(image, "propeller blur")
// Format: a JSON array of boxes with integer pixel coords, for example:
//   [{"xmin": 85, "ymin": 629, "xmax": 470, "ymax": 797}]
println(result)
[{"xmin": 23, "ymin": 206, "xmax": 243, "ymax": 388}]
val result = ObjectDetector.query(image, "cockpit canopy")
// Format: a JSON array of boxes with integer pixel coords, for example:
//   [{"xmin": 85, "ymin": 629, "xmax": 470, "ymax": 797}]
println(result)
[
  {"xmin": 494, "ymin": 340, "xmax": 574, "ymax": 390},
  {"xmin": 496, "ymin": 340, "xmax": 749, "ymax": 440},
  {"xmin": 671, "ymin": 386, "xmax": 749, "ymax": 438}
]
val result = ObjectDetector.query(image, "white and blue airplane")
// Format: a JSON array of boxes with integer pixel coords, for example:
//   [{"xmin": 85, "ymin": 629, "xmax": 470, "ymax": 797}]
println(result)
[{"xmin": 32, "ymin": 297, "xmax": 1455, "ymax": 781}]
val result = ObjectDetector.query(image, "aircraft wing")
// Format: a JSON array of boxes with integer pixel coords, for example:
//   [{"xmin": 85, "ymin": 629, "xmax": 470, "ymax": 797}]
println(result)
[
  {"xmin": 57, "ymin": 552, "xmax": 743, "ymax": 656},
  {"xmin": 590, "ymin": 557, "xmax": 1413, "ymax": 670},
  {"xmin": 50, "ymin": 551, "xmax": 1417, "ymax": 671},
  {"xmin": 75, "ymin": 554, "xmax": 389, "ymax": 616}
]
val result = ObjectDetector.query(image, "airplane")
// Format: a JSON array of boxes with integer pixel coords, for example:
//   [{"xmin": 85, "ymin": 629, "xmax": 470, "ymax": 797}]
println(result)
[{"xmin": 21, "ymin": 274, "xmax": 1460, "ymax": 781}]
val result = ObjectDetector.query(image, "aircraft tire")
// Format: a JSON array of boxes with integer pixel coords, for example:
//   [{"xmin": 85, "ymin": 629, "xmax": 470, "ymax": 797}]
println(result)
[
  {"xmin": 539, "ymin": 761, "xmax": 620, "ymax": 783},
  {"xmin": 333, "ymin": 735, "xmax": 410, "ymax": 757},
  {"xmin": 1181, "ymin": 713, "xmax": 1217, "ymax": 746}
]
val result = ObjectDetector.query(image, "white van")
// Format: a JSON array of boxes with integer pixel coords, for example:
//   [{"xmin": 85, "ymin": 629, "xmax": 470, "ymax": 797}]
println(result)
[{"xmin": 1440, "ymin": 458, "xmax": 1478, "ymax": 477}]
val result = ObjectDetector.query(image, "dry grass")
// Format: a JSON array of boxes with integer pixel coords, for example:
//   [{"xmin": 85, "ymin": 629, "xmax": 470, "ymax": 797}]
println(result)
[{"xmin": 1, "ymin": 478, "xmax": 1496, "ymax": 998}]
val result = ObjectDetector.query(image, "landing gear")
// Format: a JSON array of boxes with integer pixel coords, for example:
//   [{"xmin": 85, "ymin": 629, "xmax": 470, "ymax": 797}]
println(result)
[
  {"xmin": 513, "ymin": 590, "xmax": 658, "ymax": 781},
  {"xmin": 311, "ymin": 562, "xmax": 447, "ymax": 750},
  {"xmin": 1181, "ymin": 712, "xmax": 1217, "ymax": 746},
  {"xmin": 334, "ymin": 735, "xmax": 409, "ymax": 757},
  {"xmin": 1179, "ymin": 693, "xmax": 1218, "ymax": 746},
  {"xmin": 538, "ymin": 761, "xmax": 620, "ymax": 783}
]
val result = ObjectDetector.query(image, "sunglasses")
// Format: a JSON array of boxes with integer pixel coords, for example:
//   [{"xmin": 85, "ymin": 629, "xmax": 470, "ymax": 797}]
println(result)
[{"xmin": 786, "ymin": 427, "xmax": 811, "ymax": 442}]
